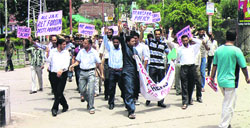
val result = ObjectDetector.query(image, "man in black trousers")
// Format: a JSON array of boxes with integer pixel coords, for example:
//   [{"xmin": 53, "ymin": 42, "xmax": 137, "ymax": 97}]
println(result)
[{"xmin": 47, "ymin": 39, "xmax": 70, "ymax": 117}]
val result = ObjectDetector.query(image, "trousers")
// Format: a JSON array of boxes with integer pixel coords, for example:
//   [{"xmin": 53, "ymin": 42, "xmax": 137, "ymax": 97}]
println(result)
[
  {"xmin": 51, "ymin": 71, "xmax": 68, "ymax": 110},
  {"xmin": 79, "ymin": 70, "xmax": 96, "ymax": 110},
  {"xmin": 31, "ymin": 66, "xmax": 43, "ymax": 91},
  {"xmin": 180, "ymin": 64, "xmax": 195, "ymax": 105}
]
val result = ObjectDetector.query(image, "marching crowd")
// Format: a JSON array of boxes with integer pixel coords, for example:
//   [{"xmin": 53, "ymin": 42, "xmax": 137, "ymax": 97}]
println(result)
[{"xmin": 3, "ymin": 21, "xmax": 250, "ymax": 128}]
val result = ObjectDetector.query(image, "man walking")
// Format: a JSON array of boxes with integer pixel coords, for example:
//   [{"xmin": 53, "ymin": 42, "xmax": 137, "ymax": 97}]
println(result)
[
  {"xmin": 47, "ymin": 39, "xmax": 70, "ymax": 117},
  {"xmin": 70, "ymin": 38, "xmax": 103, "ymax": 114},
  {"xmin": 145, "ymin": 29, "xmax": 168, "ymax": 108},
  {"xmin": 178, "ymin": 35, "xmax": 202, "ymax": 109},
  {"xmin": 103, "ymin": 31, "xmax": 124, "ymax": 110},
  {"xmin": 26, "ymin": 38, "xmax": 45, "ymax": 94},
  {"xmin": 3, "ymin": 35, "xmax": 16, "ymax": 72},
  {"xmin": 210, "ymin": 30, "xmax": 250, "ymax": 128}
]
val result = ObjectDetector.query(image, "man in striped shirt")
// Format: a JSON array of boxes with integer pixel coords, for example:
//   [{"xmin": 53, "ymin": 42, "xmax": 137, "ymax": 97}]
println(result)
[{"xmin": 146, "ymin": 29, "xmax": 168, "ymax": 108}]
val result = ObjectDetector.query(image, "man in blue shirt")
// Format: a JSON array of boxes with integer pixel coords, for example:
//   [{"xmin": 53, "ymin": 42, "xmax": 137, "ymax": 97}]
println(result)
[{"xmin": 103, "ymin": 30, "xmax": 124, "ymax": 110}]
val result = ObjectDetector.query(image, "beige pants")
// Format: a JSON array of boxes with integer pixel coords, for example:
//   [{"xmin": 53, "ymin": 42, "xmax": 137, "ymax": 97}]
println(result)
[{"xmin": 219, "ymin": 87, "xmax": 237, "ymax": 128}]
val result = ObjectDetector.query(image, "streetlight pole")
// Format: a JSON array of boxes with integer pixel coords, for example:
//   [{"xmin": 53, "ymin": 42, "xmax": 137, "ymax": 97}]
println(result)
[
  {"xmin": 5, "ymin": 0, "xmax": 8, "ymax": 37},
  {"xmin": 208, "ymin": 0, "xmax": 212, "ymax": 34},
  {"xmin": 69, "ymin": 0, "xmax": 72, "ymax": 36}
]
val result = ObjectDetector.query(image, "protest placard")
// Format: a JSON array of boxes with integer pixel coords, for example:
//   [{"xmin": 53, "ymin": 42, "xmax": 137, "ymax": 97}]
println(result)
[
  {"xmin": 17, "ymin": 26, "xmax": 31, "ymax": 39},
  {"xmin": 101, "ymin": 26, "xmax": 118, "ymax": 36},
  {"xmin": 176, "ymin": 25, "xmax": 193, "ymax": 46},
  {"xmin": 152, "ymin": 12, "xmax": 161, "ymax": 23},
  {"xmin": 131, "ymin": 10, "xmax": 153, "ymax": 23},
  {"xmin": 36, "ymin": 10, "xmax": 62, "ymax": 36},
  {"xmin": 78, "ymin": 23, "xmax": 95, "ymax": 36}
]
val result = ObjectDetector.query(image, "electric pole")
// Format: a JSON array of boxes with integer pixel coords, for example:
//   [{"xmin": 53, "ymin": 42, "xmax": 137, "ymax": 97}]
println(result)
[{"xmin": 5, "ymin": 0, "xmax": 8, "ymax": 37}]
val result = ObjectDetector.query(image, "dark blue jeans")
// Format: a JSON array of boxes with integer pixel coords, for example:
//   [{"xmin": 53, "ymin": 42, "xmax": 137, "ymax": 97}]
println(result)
[{"xmin": 108, "ymin": 68, "xmax": 124, "ymax": 105}]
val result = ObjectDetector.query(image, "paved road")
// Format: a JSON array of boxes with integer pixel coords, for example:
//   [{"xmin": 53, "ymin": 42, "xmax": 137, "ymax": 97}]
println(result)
[{"xmin": 0, "ymin": 66, "xmax": 250, "ymax": 128}]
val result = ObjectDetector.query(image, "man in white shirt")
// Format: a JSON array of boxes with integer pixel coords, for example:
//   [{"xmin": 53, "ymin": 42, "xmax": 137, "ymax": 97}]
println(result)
[
  {"xmin": 70, "ymin": 38, "xmax": 103, "ymax": 114},
  {"xmin": 207, "ymin": 34, "xmax": 218, "ymax": 76},
  {"xmin": 178, "ymin": 35, "xmax": 202, "ymax": 109},
  {"xmin": 47, "ymin": 39, "xmax": 70, "ymax": 117},
  {"xmin": 133, "ymin": 32, "xmax": 150, "ymax": 105}
]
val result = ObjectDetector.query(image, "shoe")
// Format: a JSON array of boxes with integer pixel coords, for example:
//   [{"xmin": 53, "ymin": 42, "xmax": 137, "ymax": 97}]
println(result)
[
  {"xmin": 128, "ymin": 113, "xmax": 136, "ymax": 119},
  {"xmin": 104, "ymin": 96, "xmax": 109, "ymax": 101},
  {"xmin": 197, "ymin": 97, "xmax": 203, "ymax": 103},
  {"xmin": 189, "ymin": 99, "xmax": 194, "ymax": 105},
  {"xmin": 94, "ymin": 94, "xmax": 99, "ymax": 97},
  {"xmin": 176, "ymin": 92, "xmax": 182, "ymax": 95},
  {"xmin": 5, "ymin": 68, "xmax": 8, "ymax": 72},
  {"xmin": 228, "ymin": 124, "xmax": 231, "ymax": 128},
  {"xmin": 68, "ymin": 78, "xmax": 72, "ymax": 82},
  {"xmin": 10, "ymin": 69, "xmax": 14, "ymax": 71},
  {"xmin": 182, "ymin": 104, "xmax": 188, "ymax": 110},
  {"xmin": 30, "ymin": 91, "xmax": 37, "ymax": 94},
  {"xmin": 109, "ymin": 104, "xmax": 114, "ymax": 110},
  {"xmin": 51, "ymin": 109, "xmax": 57, "ymax": 117},
  {"xmin": 157, "ymin": 103, "xmax": 167, "ymax": 108},
  {"xmin": 62, "ymin": 105, "xmax": 69, "ymax": 112},
  {"xmin": 38, "ymin": 88, "xmax": 43, "ymax": 91},
  {"xmin": 81, "ymin": 96, "xmax": 85, "ymax": 102},
  {"xmin": 202, "ymin": 88, "xmax": 205, "ymax": 92},
  {"xmin": 145, "ymin": 100, "xmax": 150, "ymax": 106},
  {"xmin": 135, "ymin": 99, "xmax": 140, "ymax": 105},
  {"xmin": 89, "ymin": 109, "xmax": 95, "ymax": 114}
]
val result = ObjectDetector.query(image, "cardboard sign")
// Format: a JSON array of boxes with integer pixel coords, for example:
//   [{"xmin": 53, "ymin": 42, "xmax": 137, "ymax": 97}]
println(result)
[
  {"xmin": 132, "ymin": 10, "xmax": 153, "ymax": 23},
  {"xmin": 176, "ymin": 25, "xmax": 193, "ymax": 46},
  {"xmin": 78, "ymin": 23, "xmax": 95, "ymax": 36},
  {"xmin": 36, "ymin": 10, "xmax": 62, "ymax": 36},
  {"xmin": 101, "ymin": 26, "xmax": 118, "ymax": 36},
  {"xmin": 17, "ymin": 26, "xmax": 31, "ymax": 39},
  {"xmin": 152, "ymin": 12, "xmax": 161, "ymax": 23}
]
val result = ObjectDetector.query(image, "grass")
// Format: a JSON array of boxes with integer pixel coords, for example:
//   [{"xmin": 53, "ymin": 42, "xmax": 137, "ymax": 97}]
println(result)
[{"xmin": 0, "ymin": 64, "xmax": 26, "ymax": 70}]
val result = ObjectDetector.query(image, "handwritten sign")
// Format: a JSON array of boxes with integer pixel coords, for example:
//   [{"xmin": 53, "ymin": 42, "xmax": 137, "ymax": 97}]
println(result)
[
  {"xmin": 176, "ymin": 25, "xmax": 193, "ymax": 46},
  {"xmin": 152, "ymin": 12, "xmax": 161, "ymax": 23},
  {"xmin": 101, "ymin": 26, "xmax": 118, "ymax": 36},
  {"xmin": 17, "ymin": 26, "xmax": 31, "ymax": 39},
  {"xmin": 36, "ymin": 10, "xmax": 62, "ymax": 36},
  {"xmin": 135, "ymin": 55, "xmax": 175, "ymax": 101},
  {"xmin": 78, "ymin": 23, "xmax": 95, "ymax": 36},
  {"xmin": 132, "ymin": 10, "xmax": 153, "ymax": 23}
]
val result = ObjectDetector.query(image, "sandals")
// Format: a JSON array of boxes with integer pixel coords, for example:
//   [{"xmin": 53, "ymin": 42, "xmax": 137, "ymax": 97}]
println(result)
[
  {"xmin": 81, "ymin": 96, "xmax": 85, "ymax": 102},
  {"xmin": 182, "ymin": 104, "xmax": 188, "ymax": 110}
]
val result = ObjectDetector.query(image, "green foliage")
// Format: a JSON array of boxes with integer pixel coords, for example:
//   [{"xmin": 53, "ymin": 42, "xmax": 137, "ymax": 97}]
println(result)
[
  {"xmin": 91, "ymin": 19, "xmax": 103, "ymax": 34},
  {"xmin": 220, "ymin": 0, "xmax": 238, "ymax": 19}
]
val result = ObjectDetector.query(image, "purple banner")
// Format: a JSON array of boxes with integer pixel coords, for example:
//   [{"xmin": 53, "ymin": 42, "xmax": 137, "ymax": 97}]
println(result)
[
  {"xmin": 36, "ymin": 10, "xmax": 62, "ymax": 36},
  {"xmin": 132, "ymin": 10, "xmax": 153, "ymax": 23},
  {"xmin": 78, "ymin": 23, "xmax": 95, "ymax": 36},
  {"xmin": 17, "ymin": 26, "xmax": 31, "ymax": 39},
  {"xmin": 152, "ymin": 12, "xmax": 161, "ymax": 23},
  {"xmin": 176, "ymin": 25, "xmax": 193, "ymax": 46}
]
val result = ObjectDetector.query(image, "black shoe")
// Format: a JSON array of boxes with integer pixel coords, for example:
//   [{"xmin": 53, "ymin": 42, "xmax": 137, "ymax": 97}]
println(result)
[
  {"xmin": 51, "ymin": 109, "xmax": 57, "ymax": 117},
  {"xmin": 38, "ymin": 88, "xmax": 43, "ymax": 91},
  {"xmin": 109, "ymin": 104, "xmax": 114, "ymax": 110},
  {"xmin": 81, "ymin": 96, "xmax": 85, "ymax": 102},
  {"xmin": 157, "ymin": 103, "xmax": 167, "ymax": 108},
  {"xmin": 10, "ymin": 69, "xmax": 14, "ymax": 71},
  {"xmin": 176, "ymin": 92, "xmax": 182, "ymax": 95},
  {"xmin": 145, "ymin": 100, "xmax": 150, "ymax": 106},
  {"xmin": 228, "ymin": 124, "xmax": 231, "ymax": 128},
  {"xmin": 68, "ymin": 78, "xmax": 72, "ymax": 82},
  {"xmin": 62, "ymin": 105, "xmax": 69, "ymax": 112},
  {"xmin": 5, "ymin": 68, "xmax": 8, "ymax": 72},
  {"xmin": 104, "ymin": 96, "xmax": 109, "ymax": 101},
  {"xmin": 29, "ymin": 91, "xmax": 37, "ymax": 94},
  {"xmin": 197, "ymin": 97, "xmax": 203, "ymax": 103}
]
